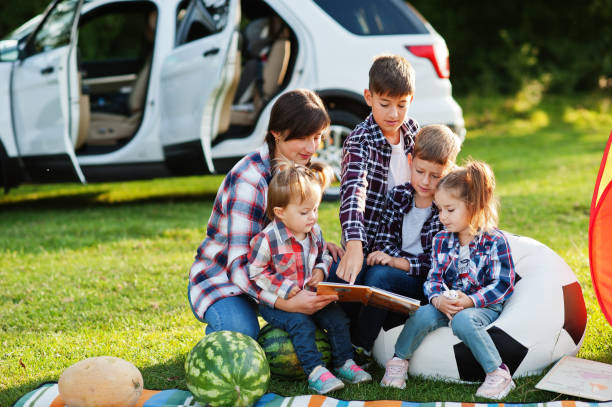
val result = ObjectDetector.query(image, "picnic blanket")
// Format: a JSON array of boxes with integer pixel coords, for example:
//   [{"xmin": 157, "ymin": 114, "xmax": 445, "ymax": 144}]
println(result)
[{"xmin": 12, "ymin": 383, "xmax": 612, "ymax": 407}]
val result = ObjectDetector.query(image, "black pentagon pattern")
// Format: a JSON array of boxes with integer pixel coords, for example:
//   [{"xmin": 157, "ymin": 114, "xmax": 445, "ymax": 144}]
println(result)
[{"xmin": 454, "ymin": 326, "xmax": 528, "ymax": 382}]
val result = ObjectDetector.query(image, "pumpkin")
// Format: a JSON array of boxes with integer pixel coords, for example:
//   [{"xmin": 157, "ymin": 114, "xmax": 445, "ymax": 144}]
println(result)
[{"xmin": 58, "ymin": 356, "xmax": 143, "ymax": 407}]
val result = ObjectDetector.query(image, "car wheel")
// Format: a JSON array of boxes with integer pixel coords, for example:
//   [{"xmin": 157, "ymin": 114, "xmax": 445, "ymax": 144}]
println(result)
[{"xmin": 317, "ymin": 110, "xmax": 362, "ymax": 201}]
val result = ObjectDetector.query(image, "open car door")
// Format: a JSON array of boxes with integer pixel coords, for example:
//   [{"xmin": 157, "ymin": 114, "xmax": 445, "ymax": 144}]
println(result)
[
  {"xmin": 159, "ymin": 0, "xmax": 240, "ymax": 175},
  {"xmin": 12, "ymin": 0, "xmax": 85, "ymax": 183}
]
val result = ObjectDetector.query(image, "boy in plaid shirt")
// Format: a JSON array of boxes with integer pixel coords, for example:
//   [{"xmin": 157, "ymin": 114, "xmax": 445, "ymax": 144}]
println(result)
[
  {"xmin": 336, "ymin": 54, "xmax": 419, "ymax": 285},
  {"xmin": 351, "ymin": 125, "xmax": 461, "ymax": 354},
  {"xmin": 249, "ymin": 161, "xmax": 371, "ymax": 394}
]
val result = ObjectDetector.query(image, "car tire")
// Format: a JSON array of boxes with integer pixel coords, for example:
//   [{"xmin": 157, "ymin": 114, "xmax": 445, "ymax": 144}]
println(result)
[{"xmin": 318, "ymin": 109, "xmax": 362, "ymax": 201}]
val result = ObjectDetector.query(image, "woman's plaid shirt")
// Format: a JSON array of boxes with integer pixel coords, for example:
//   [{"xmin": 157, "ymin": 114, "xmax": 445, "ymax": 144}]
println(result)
[
  {"xmin": 424, "ymin": 229, "xmax": 516, "ymax": 308},
  {"xmin": 340, "ymin": 113, "xmax": 419, "ymax": 253},
  {"xmin": 373, "ymin": 183, "xmax": 443, "ymax": 278},
  {"xmin": 188, "ymin": 145, "xmax": 272, "ymax": 319}
]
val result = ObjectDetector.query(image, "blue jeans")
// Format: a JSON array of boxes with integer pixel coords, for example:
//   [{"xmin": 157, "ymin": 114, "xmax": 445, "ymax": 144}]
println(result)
[
  {"xmin": 326, "ymin": 258, "xmax": 368, "ymax": 322},
  {"xmin": 395, "ymin": 303, "xmax": 504, "ymax": 374},
  {"xmin": 188, "ymin": 283, "xmax": 260, "ymax": 339},
  {"xmin": 352, "ymin": 264, "xmax": 426, "ymax": 350},
  {"xmin": 258, "ymin": 303, "xmax": 354, "ymax": 376}
]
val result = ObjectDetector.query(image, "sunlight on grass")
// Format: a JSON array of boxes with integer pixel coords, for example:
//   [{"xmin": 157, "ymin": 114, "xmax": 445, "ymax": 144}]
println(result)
[{"xmin": 1, "ymin": 93, "xmax": 611, "ymax": 405}]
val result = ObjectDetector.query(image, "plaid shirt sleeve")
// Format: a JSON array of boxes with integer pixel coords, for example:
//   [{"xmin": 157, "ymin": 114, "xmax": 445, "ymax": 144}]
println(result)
[
  {"xmin": 339, "ymin": 127, "xmax": 370, "ymax": 244},
  {"xmin": 247, "ymin": 231, "xmax": 296, "ymax": 304},
  {"xmin": 424, "ymin": 231, "xmax": 451, "ymax": 300},
  {"xmin": 226, "ymin": 176, "xmax": 268, "ymax": 303},
  {"xmin": 313, "ymin": 225, "xmax": 333, "ymax": 278},
  {"xmin": 374, "ymin": 194, "xmax": 403, "ymax": 258},
  {"xmin": 468, "ymin": 231, "xmax": 515, "ymax": 308}
]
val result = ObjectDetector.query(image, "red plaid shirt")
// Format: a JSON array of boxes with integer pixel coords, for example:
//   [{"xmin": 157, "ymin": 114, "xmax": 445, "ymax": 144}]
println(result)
[
  {"xmin": 340, "ymin": 113, "xmax": 419, "ymax": 253},
  {"xmin": 248, "ymin": 219, "xmax": 333, "ymax": 304},
  {"xmin": 189, "ymin": 145, "xmax": 272, "ymax": 319}
]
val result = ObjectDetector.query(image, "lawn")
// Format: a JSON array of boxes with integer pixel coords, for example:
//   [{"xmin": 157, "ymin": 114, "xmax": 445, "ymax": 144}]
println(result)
[{"xmin": 1, "ymin": 92, "xmax": 611, "ymax": 406}]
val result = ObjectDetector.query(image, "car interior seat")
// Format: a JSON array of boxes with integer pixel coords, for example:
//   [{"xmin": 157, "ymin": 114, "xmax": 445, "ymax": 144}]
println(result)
[
  {"xmin": 215, "ymin": 10, "xmax": 242, "ymax": 135},
  {"xmin": 74, "ymin": 72, "xmax": 90, "ymax": 150},
  {"xmin": 230, "ymin": 15, "xmax": 290, "ymax": 126},
  {"xmin": 86, "ymin": 12, "xmax": 156, "ymax": 145}
]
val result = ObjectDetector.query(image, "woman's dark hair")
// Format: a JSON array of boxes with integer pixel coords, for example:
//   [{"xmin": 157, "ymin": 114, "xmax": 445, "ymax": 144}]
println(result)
[{"xmin": 266, "ymin": 89, "xmax": 330, "ymax": 158}]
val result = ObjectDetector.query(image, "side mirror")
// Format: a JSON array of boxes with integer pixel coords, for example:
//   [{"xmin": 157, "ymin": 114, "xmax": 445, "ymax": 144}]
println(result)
[{"xmin": 0, "ymin": 39, "xmax": 19, "ymax": 62}]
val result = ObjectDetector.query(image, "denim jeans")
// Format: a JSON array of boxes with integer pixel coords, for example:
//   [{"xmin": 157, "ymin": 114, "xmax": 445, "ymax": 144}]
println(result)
[
  {"xmin": 188, "ymin": 282, "xmax": 260, "ymax": 339},
  {"xmin": 258, "ymin": 302, "xmax": 354, "ymax": 376},
  {"xmin": 352, "ymin": 264, "xmax": 426, "ymax": 350},
  {"xmin": 326, "ymin": 258, "xmax": 368, "ymax": 322},
  {"xmin": 395, "ymin": 303, "xmax": 504, "ymax": 374}
]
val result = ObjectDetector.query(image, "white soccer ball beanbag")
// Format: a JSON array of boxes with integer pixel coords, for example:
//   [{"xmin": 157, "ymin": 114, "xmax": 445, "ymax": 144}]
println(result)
[{"xmin": 372, "ymin": 232, "xmax": 587, "ymax": 381}]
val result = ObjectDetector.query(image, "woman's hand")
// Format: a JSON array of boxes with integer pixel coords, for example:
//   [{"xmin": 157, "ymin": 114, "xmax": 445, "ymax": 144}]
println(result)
[
  {"xmin": 366, "ymin": 250, "xmax": 392, "ymax": 266},
  {"xmin": 432, "ymin": 295, "xmax": 464, "ymax": 320},
  {"xmin": 335, "ymin": 240, "xmax": 363, "ymax": 284},
  {"xmin": 326, "ymin": 242, "xmax": 345, "ymax": 262},
  {"xmin": 275, "ymin": 290, "xmax": 338, "ymax": 314},
  {"xmin": 287, "ymin": 285, "xmax": 301, "ymax": 299},
  {"xmin": 306, "ymin": 268, "xmax": 325, "ymax": 288}
]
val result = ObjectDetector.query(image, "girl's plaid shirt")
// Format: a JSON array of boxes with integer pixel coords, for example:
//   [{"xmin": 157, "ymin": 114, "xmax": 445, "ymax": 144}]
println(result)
[
  {"xmin": 188, "ymin": 145, "xmax": 271, "ymax": 320},
  {"xmin": 373, "ymin": 183, "xmax": 443, "ymax": 278},
  {"xmin": 340, "ymin": 113, "xmax": 419, "ymax": 253},
  {"xmin": 247, "ymin": 219, "xmax": 332, "ymax": 305},
  {"xmin": 425, "ymin": 229, "xmax": 516, "ymax": 308}
]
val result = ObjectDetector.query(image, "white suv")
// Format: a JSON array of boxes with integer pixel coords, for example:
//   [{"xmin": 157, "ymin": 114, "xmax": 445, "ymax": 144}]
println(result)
[{"xmin": 0, "ymin": 0, "xmax": 464, "ymax": 193}]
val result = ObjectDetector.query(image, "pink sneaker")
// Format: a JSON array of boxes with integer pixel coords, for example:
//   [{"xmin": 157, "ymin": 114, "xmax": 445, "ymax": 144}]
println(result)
[
  {"xmin": 476, "ymin": 365, "xmax": 515, "ymax": 399},
  {"xmin": 380, "ymin": 357, "xmax": 409, "ymax": 389}
]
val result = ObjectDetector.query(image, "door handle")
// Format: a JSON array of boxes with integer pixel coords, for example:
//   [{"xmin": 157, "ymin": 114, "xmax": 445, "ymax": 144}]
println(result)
[
  {"xmin": 203, "ymin": 48, "xmax": 220, "ymax": 57},
  {"xmin": 40, "ymin": 66, "xmax": 54, "ymax": 75}
]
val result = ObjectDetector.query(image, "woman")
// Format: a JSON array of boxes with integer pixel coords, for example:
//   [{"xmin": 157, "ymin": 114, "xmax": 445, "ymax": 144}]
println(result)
[{"xmin": 188, "ymin": 89, "xmax": 341, "ymax": 338}]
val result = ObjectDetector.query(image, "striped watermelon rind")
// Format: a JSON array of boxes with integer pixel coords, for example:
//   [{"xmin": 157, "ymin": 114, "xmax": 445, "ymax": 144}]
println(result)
[
  {"xmin": 257, "ymin": 324, "xmax": 331, "ymax": 379},
  {"xmin": 185, "ymin": 331, "xmax": 270, "ymax": 407}
]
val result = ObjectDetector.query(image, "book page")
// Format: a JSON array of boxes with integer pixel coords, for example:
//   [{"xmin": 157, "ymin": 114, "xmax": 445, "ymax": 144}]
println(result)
[{"xmin": 535, "ymin": 356, "xmax": 612, "ymax": 401}]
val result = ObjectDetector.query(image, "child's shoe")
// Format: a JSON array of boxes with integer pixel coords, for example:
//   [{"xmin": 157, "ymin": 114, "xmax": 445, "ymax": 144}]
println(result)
[
  {"xmin": 308, "ymin": 365, "xmax": 345, "ymax": 394},
  {"xmin": 351, "ymin": 343, "xmax": 373, "ymax": 368},
  {"xmin": 475, "ymin": 364, "xmax": 515, "ymax": 400},
  {"xmin": 334, "ymin": 359, "xmax": 372, "ymax": 384},
  {"xmin": 380, "ymin": 357, "xmax": 409, "ymax": 389}
]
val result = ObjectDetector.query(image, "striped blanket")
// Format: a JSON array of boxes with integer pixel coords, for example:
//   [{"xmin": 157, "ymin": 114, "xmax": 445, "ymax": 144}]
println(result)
[{"xmin": 12, "ymin": 383, "xmax": 612, "ymax": 407}]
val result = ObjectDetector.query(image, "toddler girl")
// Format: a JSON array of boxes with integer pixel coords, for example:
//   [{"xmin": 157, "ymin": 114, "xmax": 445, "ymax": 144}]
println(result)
[
  {"xmin": 381, "ymin": 160, "xmax": 516, "ymax": 400},
  {"xmin": 248, "ymin": 159, "xmax": 372, "ymax": 394}
]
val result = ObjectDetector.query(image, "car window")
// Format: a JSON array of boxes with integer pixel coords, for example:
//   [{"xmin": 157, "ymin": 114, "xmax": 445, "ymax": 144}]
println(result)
[
  {"xmin": 2, "ymin": 15, "xmax": 42, "ymax": 41},
  {"xmin": 30, "ymin": 0, "xmax": 80, "ymax": 54},
  {"xmin": 313, "ymin": 0, "xmax": 428, "ymax": 36},
  {"xmin": 79, "ymin": 11, "xmax": 151, "ymax": 62},
  {"xmin": 175, "ymin": 0, "xmax": 229, "ymax": 46}
]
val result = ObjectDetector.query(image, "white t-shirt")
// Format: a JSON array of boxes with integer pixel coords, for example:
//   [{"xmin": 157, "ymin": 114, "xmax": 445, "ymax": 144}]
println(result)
[
  {"xmin": 388, "ymin": 136, "xmax": 410, "ymax": 189},
  {"xmin": 401, "ymin": 201, "xmax": 432, "ymax": 255}
]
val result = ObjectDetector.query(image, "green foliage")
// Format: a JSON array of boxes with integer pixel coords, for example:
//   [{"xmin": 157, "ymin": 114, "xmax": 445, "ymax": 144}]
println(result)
[
  {"xmin": 409, "ymin": 0, "xmax": 612, "ymax": 95},
  {"xmin": 1, "ymin": 94, "xmax": 611, "ymax": 405}
]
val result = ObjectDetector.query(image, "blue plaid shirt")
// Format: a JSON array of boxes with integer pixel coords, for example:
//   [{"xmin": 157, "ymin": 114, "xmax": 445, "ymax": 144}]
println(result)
[
  {"xmin": 425, "ymin": 229, "xmax": 515, "ymax": 308},
  {"xmin": 374, "ymin": 183, "xmax": 442, "ymax": 278},
  {"xmin": 340, "ymin": 113, "xmax": 419, "ymax": 253}
]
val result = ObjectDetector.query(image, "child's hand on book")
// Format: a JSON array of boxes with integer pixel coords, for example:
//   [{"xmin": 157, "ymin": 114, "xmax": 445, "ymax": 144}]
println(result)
[{"xmin": 306, "ymin": 268, "xmax": 325, "ymax": 288}]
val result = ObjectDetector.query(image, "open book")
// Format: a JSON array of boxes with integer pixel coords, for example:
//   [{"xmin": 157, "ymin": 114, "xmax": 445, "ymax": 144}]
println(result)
[
  {"xmin": 317, "ymin": 282, "xmax": 420, "ymax": 314},
  {"xmin": 535, "ymin": 356, "xmax": 612, "ymax": 401}
]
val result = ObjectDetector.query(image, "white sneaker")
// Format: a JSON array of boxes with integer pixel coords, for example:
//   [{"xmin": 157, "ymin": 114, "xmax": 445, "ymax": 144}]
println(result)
[
  {"xmin": 475, "ymin": 365, "xmax": 515, "ymax": 399},
  {"xmin": 380, "ymin": 357, "xmax": 409, "ymax": 389}
]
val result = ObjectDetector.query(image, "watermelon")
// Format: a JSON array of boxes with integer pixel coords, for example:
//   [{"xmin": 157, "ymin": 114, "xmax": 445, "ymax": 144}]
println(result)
[
  {"xmin": 185, "ymin": 331, "xmax": 270, "ymax": 407},
  {"xmin": 257, "ymin": 324, "xmax": 331, "ymax": 379}
]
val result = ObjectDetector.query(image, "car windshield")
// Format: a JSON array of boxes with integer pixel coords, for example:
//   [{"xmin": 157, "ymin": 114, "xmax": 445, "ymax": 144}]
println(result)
[
  {"xmin": 2, "ymin": 15, "xmax": 42, "ymax": 41},
  {"xmin": 313, "ymin": 0, "xmax": 428, "ymax": 36}
]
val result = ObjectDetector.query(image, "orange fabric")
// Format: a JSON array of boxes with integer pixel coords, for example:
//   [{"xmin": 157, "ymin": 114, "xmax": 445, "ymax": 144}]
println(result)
[
  {"xmin": 49, "ymin": 396, "xmax": 64, "ymax": 407},
  {"xmin": 133, "ymin": 389, "xmax": 160, "ymax": 407},
  {"xmin": 589, "ymin": 131, "xmax": 612, "ymax": 326}
]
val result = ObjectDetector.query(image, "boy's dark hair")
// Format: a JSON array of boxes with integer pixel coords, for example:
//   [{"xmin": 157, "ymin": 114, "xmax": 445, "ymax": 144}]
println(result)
[
  {"xmin": 369, "ymin": 54, "xmax": 415, "ymax": 97},
  {"xmin": 265, "ymin": 89, "xmax": 330, "ymax": 158},
  {"xmin": 413, "ymin": 124, "xmax": 460, "ymax": 166}
]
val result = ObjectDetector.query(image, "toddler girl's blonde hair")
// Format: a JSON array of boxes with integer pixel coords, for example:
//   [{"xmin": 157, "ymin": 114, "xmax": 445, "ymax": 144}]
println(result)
[
  {"xmin": 266, "ymin": 158, "xmax": 332, "ymax": 220},
  {"xmin": 437, "ymin": 159, "xmax": 499, "ymax": 234}
]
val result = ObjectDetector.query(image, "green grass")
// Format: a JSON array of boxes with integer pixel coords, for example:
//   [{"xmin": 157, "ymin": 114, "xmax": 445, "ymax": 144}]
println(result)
[{"xmin": 1, "ymin": 92, "xmax": 611, "ymax": 406}]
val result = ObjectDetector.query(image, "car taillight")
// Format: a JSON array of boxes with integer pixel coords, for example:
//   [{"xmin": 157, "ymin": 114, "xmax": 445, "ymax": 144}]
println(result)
[{"xmin": 406, "ymin": 44, "xmax": 450, "ymax": 79}]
